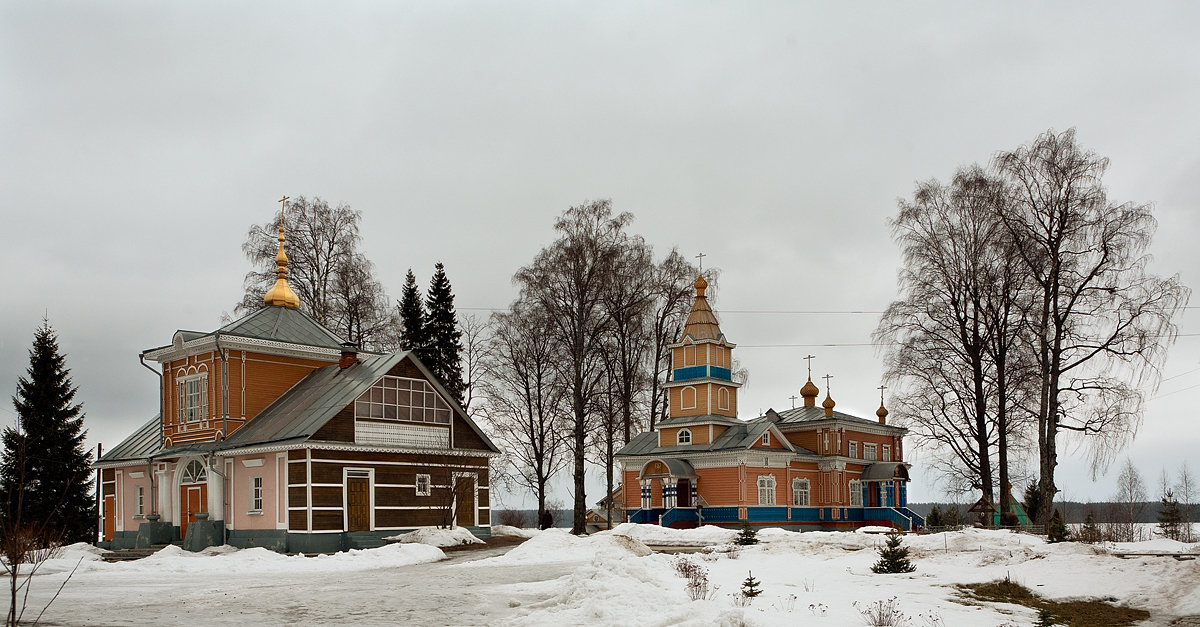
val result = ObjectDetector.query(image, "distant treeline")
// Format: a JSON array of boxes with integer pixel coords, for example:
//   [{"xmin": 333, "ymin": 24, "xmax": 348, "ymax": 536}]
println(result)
[{"xmin": 909, "ymin": 501, "xmax": 1188, "ymax": 524}]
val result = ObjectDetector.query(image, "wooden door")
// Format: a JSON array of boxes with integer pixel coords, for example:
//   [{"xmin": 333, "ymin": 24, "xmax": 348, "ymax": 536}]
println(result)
[
  {"xmin": 347, "ymin": 477, "xmax": 370, "ymax": 532},
  {"xmin": 103, "ymin": 495, "xmax": 115, "ymax": 541},
  {"xmin": 181, "ymin": 485, "xmax": 206, "ymax": 538},
  {"xmin": 677, "ymin": 479, "xmax": 691, "ymax": 507},
  {"xmin": 454, "ymin": 476, "xmax": 476, "ymax": 527},
  {"xmin": 867, "ymin": 483, "xmax": 880, "ymax": 508}
]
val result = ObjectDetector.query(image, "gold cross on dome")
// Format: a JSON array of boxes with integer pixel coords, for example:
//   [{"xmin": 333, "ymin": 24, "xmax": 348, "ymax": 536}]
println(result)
[
  {"xmin": 804, "ymin": 354, "xmax": 816, "ymax": 379},
  {"xmin": 695, "ymin": 252, "xmax": 706, "ymax": 271},
  {"xmin": 822, "ymin": 374, "xmax": 833, "ymax": 394},
  {"xmin": 278, "ymin": 195, "xmax": 289, "ymax": 217},
  {"xmin": 878, "ymin": 385, "xmax": 887, "ymax": 404}
]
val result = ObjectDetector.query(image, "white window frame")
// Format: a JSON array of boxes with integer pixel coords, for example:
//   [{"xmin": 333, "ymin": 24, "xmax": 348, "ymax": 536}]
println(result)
[
  {"xmin": 761, "ymin": 432, "xmax": 770, "ymax": 446},
  {"xmin": 415, "ymin": 473, "xmax": 431, "ymax": 497},
  {"xmin": 756, "ymin": 474, "xmax": 777, "ymax": 505},
  {"xmin": 177, "ymin": 373, "xmax": 208, "ymax": 423},
  {"xmin": 677, "ymin": 428, "xmax": 692, "ymax": 446},
  {"xmin": 135, "ymin": 485, "xmax": 145, "ymax": 517},
  {"xmin": 849, "ymin": 479, "xmax": 863, "ymax": 506},
  {"xmin": 681, "ymin": 386, "xmax": 697, "ymax": 410},
  {"xmin": 849, "ymin": 441, "xmax": 857, "ymax": 458},
  {"xmin": 717, "ymin": 387, "xmax": 730, "ymax": 410},
  {"xmin": 881, "ymin": 444, "xmax": 891, "ymax": 462},
  {"xmin": 181, "ymin": 459, "xmax": 207, "ymax": 484},
  {"xmin": 792, "ymin": 478, "xmax": 810, "ymax": 506},
  {"xmin": 249, "ymin": 476, "xmax": 263, "ymax": 513},
  {"xmin": 864, "ymin": 444, "xmax": 878, "ymax": 461}
]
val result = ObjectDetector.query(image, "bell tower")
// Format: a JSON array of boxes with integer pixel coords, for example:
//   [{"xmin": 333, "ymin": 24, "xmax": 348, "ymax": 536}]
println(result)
[{"xmin": 664, "ymin": 273, "xmax": 741, "ymax": 419}]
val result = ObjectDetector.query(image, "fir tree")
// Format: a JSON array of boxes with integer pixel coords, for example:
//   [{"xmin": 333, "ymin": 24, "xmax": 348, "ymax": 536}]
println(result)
[
  {"xmin": 1079, "ymin": 510, "xmax": 1101, "ymax": 543},
  {"xmin": 739, "ymin": 570, "xmax": 762, "ymax": 600},
  {"xmin": 1047, "ymin": 508, "xmax": 1069, "ymax": 543},
  {"xmin": 926, "ymin": 505, "xmax": 943, "ymax": 528},
  {"xmin": 871, "ymin": 530, "xmax": 916, "ymax": 573},
  {"xmin": 0, "ymin": 322, "xmax": 95, "ymax": 544},
  {"xmin": 424, "ymin": 262, "xmax": 465, "ymax": 404},
  {"xmin": 398, "ymin": 269, "xmax": 428, "ymax": 357},
  {"xmin": 1158, "ymin": 489, "xmax": 1183, "ymax": 541},
  {"xmin": 735, "ymin": 520, "xmax": 759, "ymax": 545}
]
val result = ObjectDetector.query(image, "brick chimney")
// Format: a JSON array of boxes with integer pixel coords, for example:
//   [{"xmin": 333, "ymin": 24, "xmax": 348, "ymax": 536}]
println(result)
[{"xmin": 339, "ymin": 342, "xmax": 359, "ymax": 369}]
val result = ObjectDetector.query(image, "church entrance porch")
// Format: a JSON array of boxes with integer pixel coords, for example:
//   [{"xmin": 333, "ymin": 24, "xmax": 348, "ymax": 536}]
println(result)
[{"xmin": 631, "ymin": 459, "xmax": 698, "ymax": 527}]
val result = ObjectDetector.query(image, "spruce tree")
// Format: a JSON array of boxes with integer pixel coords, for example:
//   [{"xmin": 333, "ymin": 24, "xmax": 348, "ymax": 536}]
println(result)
[
  {"xmin": 0, "ymin": 322, "xmax": 95, "ymax": 544},
  {"xmin": 1047, "ymin": 508, "xmax": 1069, "ymax": 543},
  {"xmin": 1079, "ymin": 510, "xmax": 1101, "ymax": 543},
  {"xmin": 871, "ymin": 530, "xmax": 917, "ymax": 573},
  {"xmin": 735, "ymin": 520, "xmax": 759, "ymax": 545},
  {"xmin": 1158, "ymin": 489, "xmax": 1183, "ymax": 541},
  {"xmin": 739, "ymin": 571, "xmax": 762, "ymax": 600},
  {"xmin": 424, "ymin": 262, "xmax": 465, "ymax": 404},
  {"xmin": 926, "ymin": 505, "xmax": 943, "ymax": 528},
  {"xmin": 398, "ymin": 269, "xmax": 428, "ymax": 356}
]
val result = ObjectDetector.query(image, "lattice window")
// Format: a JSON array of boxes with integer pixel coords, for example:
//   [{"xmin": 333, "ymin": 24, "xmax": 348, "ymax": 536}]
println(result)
[
  {"xmin": 677, "ymin": 428, "xmax": 692, "ymax": 445},
  {"xmin": 249, "ymin": 476, "xmax": 263, "ymax": 512},
  {"xmin": 355, "ymin": 376, "xmax": 451, "ymax": 425},
  {"xmin": 757, "ymin": 474, "xmax": 776, "ymax": 505},
  {"xmin": 181, "ymin": 460, "xmax": 207, "ymax": 484},
  {"xmin": 864, "ymin": 444, "xmax": 878, "ymax": 461},
  {"xmin": 792, "ymin": 478, "xmax": 810, "ymax": 506},
  {"xmin": 849, "ymin": 479, "xmax": 863, "ymax": 506},
  {"xmin": 177, "ymin": 373, "xmax": 208, "ymax": 423}
]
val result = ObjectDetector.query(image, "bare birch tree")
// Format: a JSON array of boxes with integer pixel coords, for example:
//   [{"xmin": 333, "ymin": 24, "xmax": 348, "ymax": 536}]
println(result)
[{"xmin": 993, "ymin": 129, "xmax": 1190, "ymax": 523}]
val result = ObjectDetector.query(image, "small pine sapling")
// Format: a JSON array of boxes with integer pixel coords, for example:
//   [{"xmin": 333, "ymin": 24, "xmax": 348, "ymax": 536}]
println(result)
[
  {"xmin": 1035, "ymin": 608, "xmax": 1059, "ymax": 626},
  {"xmin": 871, "ymin": 530, "xmax": 916, "ymax": 573},
  {"xmin": 1158, "ymin": 489, "xmax": 1183, "ymax": 540},
  {"xmin": 926, "ymin": 505, "xmax": 943, "ymax": 528},
  {"xmin": 1078, "ymin": 510, "xmax": 1101, "ymax": 544},
  {"xmin": 735, "ymin": 520, "xmax": 759, "ymax": 545},
  {"xmin": 733, "ymin": 570, "xmax": 762, "ymax": 606},
  {"xmin": 1046, "ymin": 509, "xmax": 1069, "ymax": 543}
]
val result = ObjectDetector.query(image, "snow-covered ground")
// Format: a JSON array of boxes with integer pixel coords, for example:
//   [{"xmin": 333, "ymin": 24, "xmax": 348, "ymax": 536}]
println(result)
[{"xmin": 11, "ymin": 527, "xmax": 1200, "ymax": 625}]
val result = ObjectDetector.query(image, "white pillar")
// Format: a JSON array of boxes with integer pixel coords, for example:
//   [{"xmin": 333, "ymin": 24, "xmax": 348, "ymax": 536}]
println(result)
[{"xmin": 156, "ymin": 466, "xmax": 172, "ymax": 522}]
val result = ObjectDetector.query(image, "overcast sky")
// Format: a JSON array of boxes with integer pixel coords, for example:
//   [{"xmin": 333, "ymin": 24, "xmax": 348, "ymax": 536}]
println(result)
[{"xmin": 3, "ymin": 2, "xmax": 1198, "ymax": 506}]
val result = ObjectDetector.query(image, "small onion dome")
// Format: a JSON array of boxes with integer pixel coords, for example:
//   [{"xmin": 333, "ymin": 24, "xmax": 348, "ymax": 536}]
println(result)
[
  {"xmin": 822, "ymin": 393, "xmax": 836, "ymax": 417},
  {"xmin": 693, "ymin": 273, "xmax": 708, "ymax": 297},
  {"xmin": 263, "ymin": 223, "xmax": 300, "ymax": 309},
  {"xmin": 876, "ymin": 403, "xmax": 889, "ymax": 424},
  {"xmin": 800, "ymin": 379, "xmax": 820, "ymax": 398}
]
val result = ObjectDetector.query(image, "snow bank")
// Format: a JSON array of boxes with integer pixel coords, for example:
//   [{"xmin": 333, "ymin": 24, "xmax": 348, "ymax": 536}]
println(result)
[
  {"xmin": 100, "ymin": 542, "xmax": 446, "ymax": 575},
  {"xmin": 29, "ymin": 542, "xmax": 107, "ymax": 575},
  {"xmin": 490, "ymin": 525, "xmax": 539, "ymax": 539},
  {"xmin": 608, "ymin": 522, "xmax": 736, "ymax": 546},
  {"xmin": 460, "ymin": 528, "xmax": 651, "ymax": 567},
  {"xmin": 385, "ymin": 526, "xmax": 484, "ymax": 547},
  {"xmin": 1108, "ymin": 537, "xmax": 1200, "ymax": 554}
]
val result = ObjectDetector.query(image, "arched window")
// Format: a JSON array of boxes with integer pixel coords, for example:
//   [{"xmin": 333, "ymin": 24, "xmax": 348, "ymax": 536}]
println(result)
[
  {"xmin": 756, "ymin": 475, "xmax": 776, "ymax": 505},
  {"xmin": 681, "ymin": 386, "xmax": 697, "ymax": 410},
  {"xmin": 792, "ymin": 478, "xmax": 810, "ymax": 506},
  {"xmin": 849, "ymin": 480, "xmax": 863, "ymax": 507},
  {"xmin": 181, "ymin": 460, "xmax": 207, "ymax": 484},
  {"xmin": 717, "ymin": 387, "xmax": 730, "ymax": 410},
  {"xmin": 677, "ymin": 428, "xmax": 692, "ymax": 445}
]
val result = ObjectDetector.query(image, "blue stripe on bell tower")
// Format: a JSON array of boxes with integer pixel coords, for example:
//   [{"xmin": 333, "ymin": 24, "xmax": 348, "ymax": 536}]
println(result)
[{"xmin": 673, "ymin": 365, "xmax": 733, "ymax": 381}]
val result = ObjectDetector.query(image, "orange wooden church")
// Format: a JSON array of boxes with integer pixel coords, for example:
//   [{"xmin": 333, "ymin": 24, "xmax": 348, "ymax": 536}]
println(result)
[
  {"xmin": 616, "ymin": 275, "xmax": 924, "ymax": 531},
  {"xmin": 93, "ymin": 203, "xmax": 499, "ymax": 552}
]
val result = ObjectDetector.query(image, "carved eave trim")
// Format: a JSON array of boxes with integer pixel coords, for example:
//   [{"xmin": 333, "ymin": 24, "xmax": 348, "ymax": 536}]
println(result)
[
  {"xmin": 215, "ymin": 439, "xmax": 501, "ymax": 459},
  {"xmin": 144, "ymin": 334, "xmax": 343, "ymax": 363},
  {"xmin": 777, "ymin": 419, "xmax": 906, "ymax": 438}
]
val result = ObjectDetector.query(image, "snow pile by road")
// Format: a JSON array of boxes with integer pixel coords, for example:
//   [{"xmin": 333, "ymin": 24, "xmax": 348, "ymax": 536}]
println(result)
[
  {"xmin": 385, "ymin": 526, "xmax": 484, "ymax": 547},
  {"xmin": 459, "ymin": 528, "xmax": 651, "ymax": 567},
  {"xmin": 607, "ymin": 522, "xmax": 736, "ymax": 546},
  {"xmin": 27, "ymin": 542, "xmax": 107, "ymax": 575},
  {"xmin": 108, "ymin": 542, "xmax": 447, "ymax": 575},
  {"xmin": 489, "ymin": 525, "xmax": 540, "ymax": 538}
]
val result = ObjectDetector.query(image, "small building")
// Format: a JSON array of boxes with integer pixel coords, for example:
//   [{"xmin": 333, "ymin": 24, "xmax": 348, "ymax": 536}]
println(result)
[
  {"xmin": 94, "ymin": 213, "xmax": 498, "ymax": 552},
  {"xmin": 616, "ymin": 275, "xmax": 924, "ymax": 531}
]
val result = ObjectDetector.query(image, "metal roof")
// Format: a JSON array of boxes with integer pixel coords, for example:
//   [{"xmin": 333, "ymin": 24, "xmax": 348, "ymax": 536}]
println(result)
[
  {"xmin": 216, "ymin": 305, "xmax": 347, "ymax": 349},
  {"xmin": 773, "ymin": 405, "xmax": 900, "ymax": 429},
  {"xmin": 224, "ymin": 352, "xmax": 407, "ymax": 447},
  {"xmin": 860, "ymin": 462, "xmax": 910, "ymax": 482},
  {"xmin": 616, "ymin": 413, "xmax": 815, "ymax": 457},
  {"xmin": 97, "ymin": 415, "xmax": 162, "ymax": 463}
]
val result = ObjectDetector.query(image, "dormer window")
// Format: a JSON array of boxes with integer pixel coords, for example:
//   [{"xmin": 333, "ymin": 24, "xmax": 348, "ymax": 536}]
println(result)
[
  {"xmin": 677, "ymin": 428, "xmax": 692, "ymax": 445},
  {"xmin": 177, "ymin": 373, "xmax": 208, "ymax": 423}
]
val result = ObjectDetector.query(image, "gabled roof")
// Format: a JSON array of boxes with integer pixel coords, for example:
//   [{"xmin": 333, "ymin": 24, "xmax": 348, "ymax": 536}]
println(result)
[
  {"xmin": 215, "ymin": 305, "xmax": 347, "ymax": 350},
  {"xmin": 223, "ymin": 351, "xmax": 499, "ymax": 454},
  {"xmin": 96, "ymin": 415, "xmax": 162, "ymax": 463},
  {"xmin": 616, "ymin": 412, "xmax": 814, "ymax": 458}
]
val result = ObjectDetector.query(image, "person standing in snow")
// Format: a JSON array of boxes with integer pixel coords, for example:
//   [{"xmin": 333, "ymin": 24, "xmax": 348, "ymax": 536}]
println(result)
[{"xmin": 540, "ymin": 508, "xmax": 554, "ymax": 530}]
